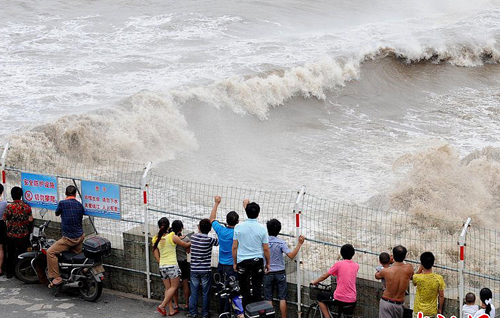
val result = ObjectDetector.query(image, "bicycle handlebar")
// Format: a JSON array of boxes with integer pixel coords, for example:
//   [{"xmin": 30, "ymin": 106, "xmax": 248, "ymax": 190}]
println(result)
[{"xmin": 310, "ymin": 282, "xmax": 330, "ymax": 288}]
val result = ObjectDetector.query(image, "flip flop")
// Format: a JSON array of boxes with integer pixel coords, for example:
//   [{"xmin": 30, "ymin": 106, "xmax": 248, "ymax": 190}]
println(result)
[
  {"xmin": 168, "ymin": 309, "xmax": 179, "ymax": 316},
  {"xmin": 157, "ymin": 306, "xmax": 167, "ymax": 316}
]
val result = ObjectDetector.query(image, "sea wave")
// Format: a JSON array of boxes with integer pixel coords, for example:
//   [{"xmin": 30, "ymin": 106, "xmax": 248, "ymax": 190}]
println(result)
[
  {"xmin": 8, "ymin": 91, "xmax": 198, "ymax": 163},
  {"xmin": 6, "ymin": 41, "xmax": 500, "ymax": 165},
  {"xmin": 173, "ymin": 41, "xmax": 500, "ymax": 119}
]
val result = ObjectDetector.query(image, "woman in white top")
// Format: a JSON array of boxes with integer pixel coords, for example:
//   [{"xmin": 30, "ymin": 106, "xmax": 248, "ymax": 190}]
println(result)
[{"xmin": 474, "ymin": 288, "xmax": 496, "ymax": 318}]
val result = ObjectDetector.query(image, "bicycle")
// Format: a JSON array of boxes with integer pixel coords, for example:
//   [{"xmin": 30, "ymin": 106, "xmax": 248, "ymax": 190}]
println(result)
[
  {"xmin": 306, "ymin": 283, "xmax": 356, "ymax": 318},
  {"xmin": 213, "ymin": 272, "xmax": 244, "ymax": 318}
]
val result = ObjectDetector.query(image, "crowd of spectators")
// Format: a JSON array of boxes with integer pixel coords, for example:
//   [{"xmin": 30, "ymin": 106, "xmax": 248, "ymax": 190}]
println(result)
[
  {"xmin": 0, "ymin": 188, "xmax": 495, "ymax": 318},
  {"xmin": 150, "ymin": 196, "xmax": 495, "ymax": 318}
]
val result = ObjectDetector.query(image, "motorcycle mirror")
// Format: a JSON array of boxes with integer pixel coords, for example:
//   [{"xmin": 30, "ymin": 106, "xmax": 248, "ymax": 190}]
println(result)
[
  {"xmin": 213, "ymin": 273, "xmax": 221, "ymax": 284},
  {"xmin": 39, "ymin": 208, "xmax": 48, "ymax": 218}
]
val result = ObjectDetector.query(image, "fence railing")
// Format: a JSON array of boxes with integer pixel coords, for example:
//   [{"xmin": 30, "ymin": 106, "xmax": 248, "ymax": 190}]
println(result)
[{"xmin": 1, "ymin": 144, "xmax": 498, "ymax": 317}]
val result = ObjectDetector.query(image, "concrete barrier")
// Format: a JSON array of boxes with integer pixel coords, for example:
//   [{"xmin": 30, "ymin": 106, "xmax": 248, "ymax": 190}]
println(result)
[{"xmin": 34, "ymin": 218, "xmax": 460, "ymax": 317}]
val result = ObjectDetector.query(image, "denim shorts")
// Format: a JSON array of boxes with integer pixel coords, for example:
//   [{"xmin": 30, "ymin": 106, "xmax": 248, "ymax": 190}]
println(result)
[
  {"xmin": 263, "ymin": 271, "xmax": 287, "ymax": 300},
  {"xmin": 159, "ymin": 265, "xmax": 181, "ymax": 280}
]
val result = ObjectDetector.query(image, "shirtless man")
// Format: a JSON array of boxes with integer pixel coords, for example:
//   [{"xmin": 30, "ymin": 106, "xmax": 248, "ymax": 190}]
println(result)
[{"xmin": 375, "ymin": 245, "xmax": 414, "ymax": 318}]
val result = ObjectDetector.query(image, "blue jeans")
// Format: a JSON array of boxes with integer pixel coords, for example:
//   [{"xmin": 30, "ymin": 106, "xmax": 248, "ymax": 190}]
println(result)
[{"xmin": 189, "ymin": 272, "xmax": 211, "ymax": 317}]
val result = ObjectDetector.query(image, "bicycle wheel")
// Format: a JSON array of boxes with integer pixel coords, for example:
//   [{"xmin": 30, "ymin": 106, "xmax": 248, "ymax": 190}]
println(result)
[{"xmin": 306, "ymin": 302, "xmax": 323, "ymax": 318}]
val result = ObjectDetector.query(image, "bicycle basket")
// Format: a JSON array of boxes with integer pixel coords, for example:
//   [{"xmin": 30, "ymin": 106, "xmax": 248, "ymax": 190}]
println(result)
[{"xmin": 309, "ymin": 283, "xmax": 332, "ymax": 301}]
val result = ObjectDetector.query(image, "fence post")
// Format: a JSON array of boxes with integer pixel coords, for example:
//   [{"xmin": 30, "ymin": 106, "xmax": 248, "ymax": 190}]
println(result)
[
  {"xmin": 1, "ymin": 143, "xmax": 9, "ymax": 200},
  {"xmin": 141, "ymin": 162, "xmax": 153, "ymax": 299},
  {"xmin": 294, "ymin": 186, "xmax": 306, "ymax": 318},
  {"xmin": 458, "ymin": 217, "xmax": 471, "ymax": 318}
]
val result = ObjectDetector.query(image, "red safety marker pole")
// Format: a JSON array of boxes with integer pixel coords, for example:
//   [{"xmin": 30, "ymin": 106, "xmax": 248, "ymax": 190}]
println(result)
[
  {"xmin": 458, "ymin": 217, "xmax": 471, "ymax": 318},
  {"xmin": 141, "ymin": 161, "xmax": 152, "ymax": 299},
  {"xmin": 294, "ymin": 186, "xmax": 306, "ymax": 318},
  {"xmin": 1, "ymin": 143, "xmax": 9, "ymax": 200}
]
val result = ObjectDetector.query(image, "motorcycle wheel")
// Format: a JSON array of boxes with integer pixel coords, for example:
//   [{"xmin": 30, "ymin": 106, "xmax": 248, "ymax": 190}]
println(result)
[
  {"xmin": 78, "ymin": 270, "xmax": 103, "ymax": 302},
  {"xmin": 15, "ymin": 258, "xmax": 39, "ymax": 284}
]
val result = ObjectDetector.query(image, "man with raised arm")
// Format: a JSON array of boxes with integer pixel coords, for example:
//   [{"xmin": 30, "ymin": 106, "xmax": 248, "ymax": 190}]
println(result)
[
  {"xmin": 47, "ymin": 185, "xmax": 85, "ymax": 286},
  {"xmin": 209, "ymin": 195, "xmax": 240, "ymax": 314},
  {"xmin": 232, "ymin": 199, "xmax": 270, "ymax": 308},
  {"xmin": 375, "ymin": 245, "xmax": 414, "ymax": 318}
]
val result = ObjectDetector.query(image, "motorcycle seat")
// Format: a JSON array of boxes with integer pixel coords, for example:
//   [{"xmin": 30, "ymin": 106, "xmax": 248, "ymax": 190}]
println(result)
[{"xmin": 60, "ymin": 251, "xmax": 88, "ymax": 264}]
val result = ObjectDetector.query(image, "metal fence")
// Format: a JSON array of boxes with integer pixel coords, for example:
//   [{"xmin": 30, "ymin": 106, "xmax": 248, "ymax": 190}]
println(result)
[
  {"xmin": 1, "ymin": 144, "xmax": 498, "ymax": 317},
  {"xmin": 0, "ymin": 145, "xmax": 151, "ymax": 295}
]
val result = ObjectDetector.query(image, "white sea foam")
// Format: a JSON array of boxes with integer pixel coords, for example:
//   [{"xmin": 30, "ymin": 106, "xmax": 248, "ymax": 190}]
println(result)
[
  {"xmin": 388, "ymin": 145, "xmax": 500, "ymax": 227},
  {"xmin": 8, "ymin": 91, "xmax": 197, "ymax": 163},
  {"xmin": 2, "ymin": 0, "xmax": 500, "ymax": 223}
]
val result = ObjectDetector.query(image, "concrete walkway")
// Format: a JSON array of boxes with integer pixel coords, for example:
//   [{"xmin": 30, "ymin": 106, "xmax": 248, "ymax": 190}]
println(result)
[{"xmin": 0, "ymin": 275, "xmax": 191, "ymax": 318}]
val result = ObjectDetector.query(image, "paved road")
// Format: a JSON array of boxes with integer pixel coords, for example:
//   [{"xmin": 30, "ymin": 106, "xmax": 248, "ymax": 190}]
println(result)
[{"xmin": 0, "ymin": 275, "xmax": 190, "ymax": 318}]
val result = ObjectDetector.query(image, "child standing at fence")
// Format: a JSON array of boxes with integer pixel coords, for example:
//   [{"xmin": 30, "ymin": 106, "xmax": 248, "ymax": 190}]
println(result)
[
  {"xmin": 473, "ymin": 288, "xmax": 495, "ymax": 318},
  {"xmin": 375, "ymin": 252, "xmax": 392, "ymax": 291},
  {"xmin": 463, "ymin": 292, "xmax": 479, "ymax": 317},
  {"xmin": 188, "ymin": 219, "xmax": 218, "ymax": 318},
  {"xmin": 264, "ymin": 219, "xmax": 305, "ymax": 318},
  {"xmin": 153, "ymin": 217, "xmax": 191, "ymax": 317},
  {"xmin": 172, "ymin": 220, "xmax": 191, "ymax": 311}
]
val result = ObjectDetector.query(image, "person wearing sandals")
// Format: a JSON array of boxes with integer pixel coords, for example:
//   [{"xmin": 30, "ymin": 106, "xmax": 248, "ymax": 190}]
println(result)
[
  {"xmin": 46, "ymin": 185, "xmax": 84, "ymax": 286},
  {"xmin": 172, "ymin": 220, "xmax": 191, "ymax": 312},
  {"xmin": 153, "ymin": 217, "xmax": 191, "ymax": 317}
]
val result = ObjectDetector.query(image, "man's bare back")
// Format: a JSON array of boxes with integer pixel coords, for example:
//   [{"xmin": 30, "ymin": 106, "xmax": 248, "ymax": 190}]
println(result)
[{"xmin": 376, "ymin": 262, "xmax": 413, "ymax": 302}]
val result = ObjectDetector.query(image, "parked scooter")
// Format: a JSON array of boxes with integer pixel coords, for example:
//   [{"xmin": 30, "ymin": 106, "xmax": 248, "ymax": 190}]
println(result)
[
  {"xmin": 214, "ymin": 272, "xmax": 245, "ymax": 318},
  {"xmin": 15, "ymin": 209, "xmax": 111, "ymax": 302}
]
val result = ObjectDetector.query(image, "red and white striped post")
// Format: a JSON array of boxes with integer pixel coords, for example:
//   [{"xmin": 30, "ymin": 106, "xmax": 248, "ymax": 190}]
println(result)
[
  {"xmin": 294, "ymin": 186, "xmax": 306, "ymax": 318},
  {"xmin": 141, "ymin": 161, "xmax": 153, "ymax": 299},
  {"xmin": 1, "ymin": 143, "xmax": 9, "ymax": 200},
  {"xmin": 458, "ymin": 217, "xmax": 471, "ymax": 318}
]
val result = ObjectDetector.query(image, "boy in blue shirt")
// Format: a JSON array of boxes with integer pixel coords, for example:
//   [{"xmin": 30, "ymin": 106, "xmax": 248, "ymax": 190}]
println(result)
[
  {"xmin": 264, "ymin": 218, "xmax": 305, "ymax": 318},
  {"xmin": 209, "ymin": 196, "xmax": 240, "ymax": 314}
]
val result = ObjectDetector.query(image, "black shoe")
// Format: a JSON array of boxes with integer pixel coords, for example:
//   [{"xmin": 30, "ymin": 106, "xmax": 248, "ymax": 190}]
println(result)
[{"xmin": 6, "ymin": 274, "xmax": 14, "ymax": 279}]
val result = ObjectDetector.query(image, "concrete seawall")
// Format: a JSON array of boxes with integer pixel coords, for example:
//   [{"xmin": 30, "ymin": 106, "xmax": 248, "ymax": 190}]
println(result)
[{"xmin": 34, "ymin": 218, "xmax": 460, "ymax": 317}]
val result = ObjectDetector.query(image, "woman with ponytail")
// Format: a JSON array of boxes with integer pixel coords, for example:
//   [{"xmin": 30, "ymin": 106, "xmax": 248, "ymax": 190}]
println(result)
[
  {"xmin": 172, "ymin": 220, "xmax": 191, "ymax": 311},
  {"xmin": 473, "ymin": 288, "xmax": 495, "ymax": 318},
  {"xmin": 153, "ymin": 217, "xmax": 191, "ymax": 316}
]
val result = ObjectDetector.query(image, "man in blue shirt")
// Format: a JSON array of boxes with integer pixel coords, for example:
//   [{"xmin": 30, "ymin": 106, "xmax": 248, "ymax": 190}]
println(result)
[
  {"xmin": 232, "ymin": 199, "xmax": 270, "ymax": 308},
  {"xmin": 209, "ymin": 195, "xmax": 240, "ymax": 314},
  {"xmin": 47, "ymin": 185, "xmax": 85, "ymax": 286}
]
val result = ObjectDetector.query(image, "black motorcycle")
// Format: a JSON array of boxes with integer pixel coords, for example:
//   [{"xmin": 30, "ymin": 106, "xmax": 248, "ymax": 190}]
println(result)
[
  {"xmin": 15, "ymin": 209, "xmax": 111, "ymax": 302},
  {"xmin": 214, "ymin": 272, "xmax": 245, "ymax": 318}
]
